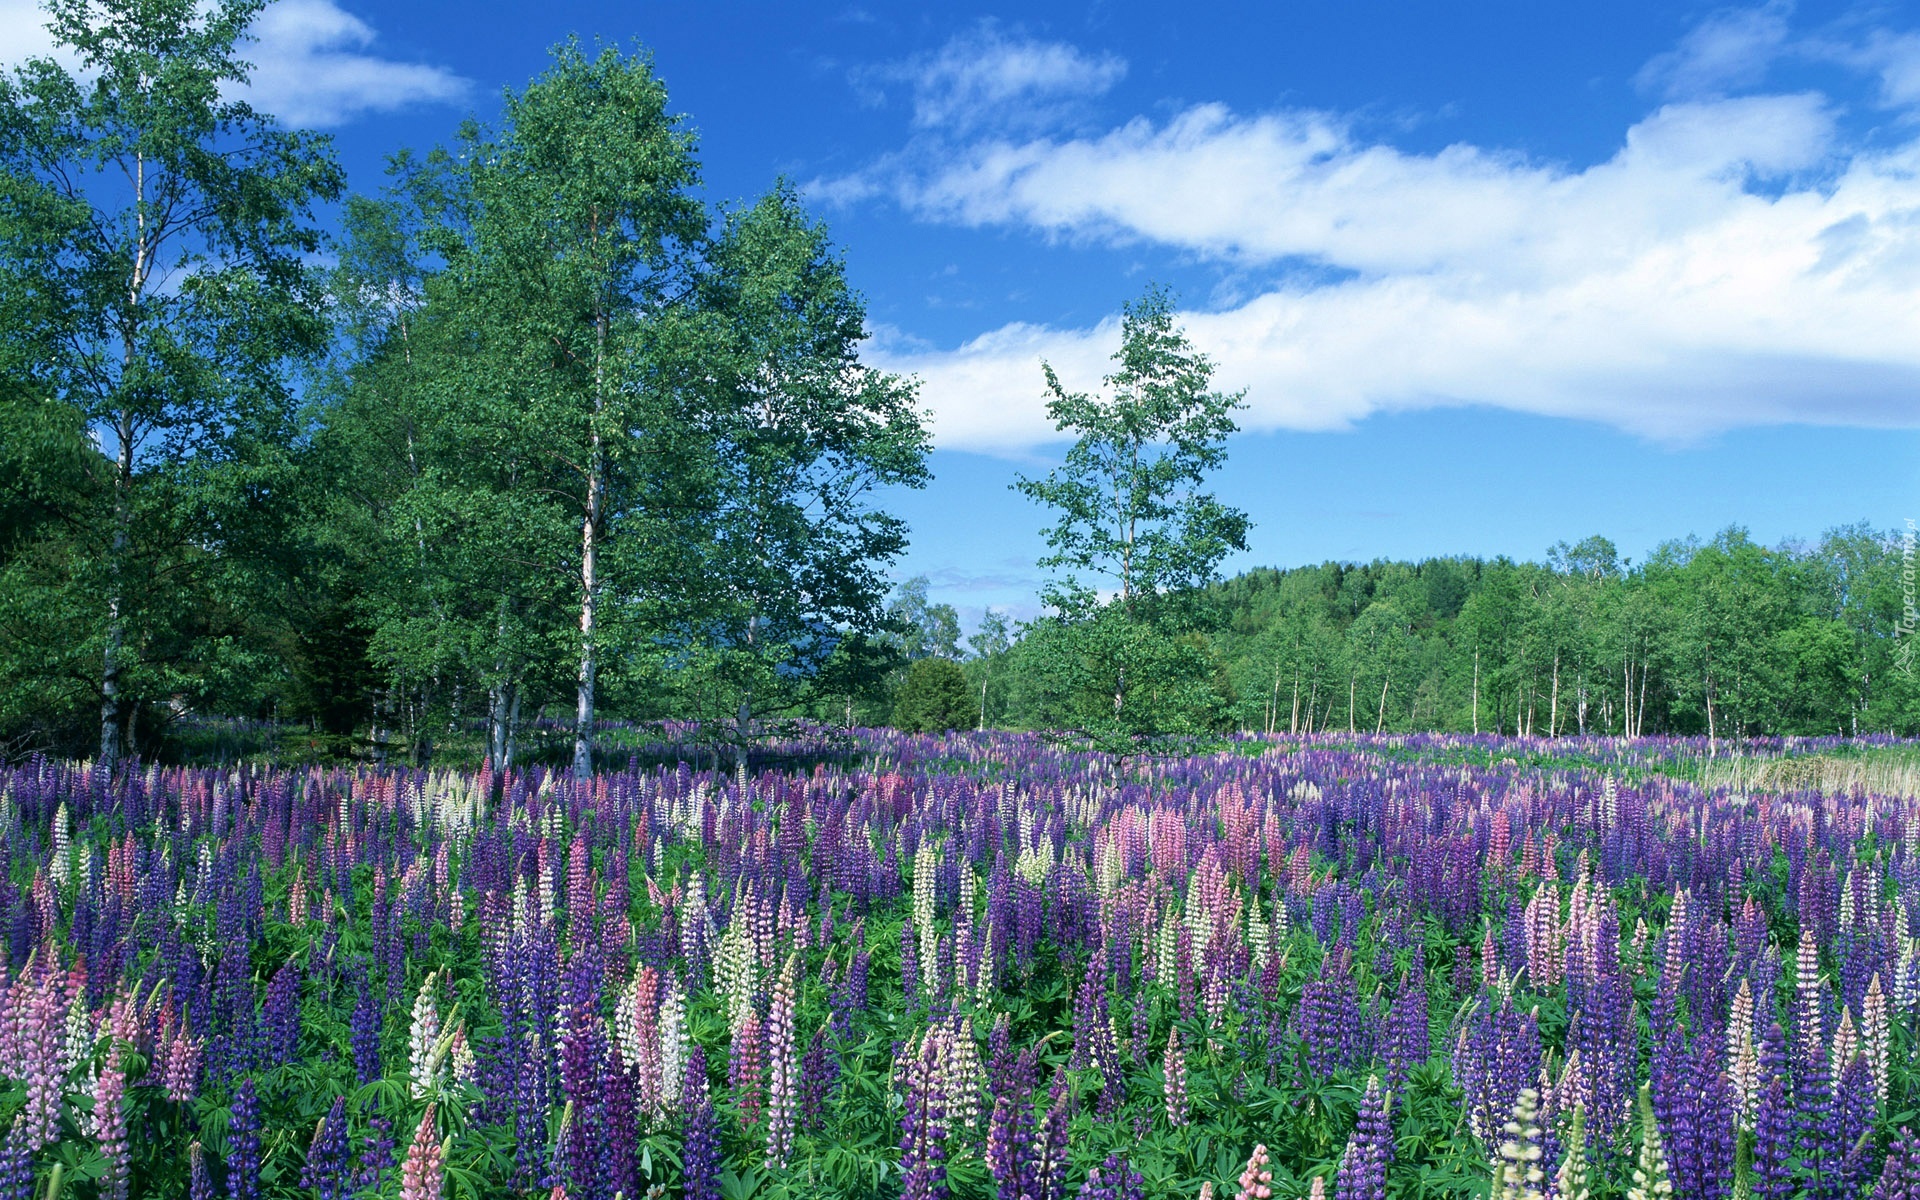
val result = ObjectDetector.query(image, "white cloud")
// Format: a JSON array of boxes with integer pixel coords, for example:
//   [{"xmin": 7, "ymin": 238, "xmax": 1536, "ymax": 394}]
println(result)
[
  {"xmin": 1824, "ymin": 29, "xmax": 1920, "ymax": 109},
  {"xmin": 1635, "ymin": 2, "xmax": 1792, "ymax": 98},
  {"xmin": 234, "ymin": 0, "xmax": 468, "ymax": 127},
  {"xmin": 857, "ymin": 22, "xmax": 1125, "ymax": 133},
  {"xmin": 0, "ymin": 0, "xmax": 468, "ymax": 127},
  {"xmin": 842, "ymin": 83, "xmax": 1920, "ymax": 454}
]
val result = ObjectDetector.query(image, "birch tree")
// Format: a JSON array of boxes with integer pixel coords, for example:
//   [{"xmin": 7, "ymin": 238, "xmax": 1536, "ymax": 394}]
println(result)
[
  {"xmin": 0, "ymin": 0, "xmax": 342, "ymax": 768},
  {"xmin": 459, "ymin": 42, "xmax": 704, "ymax": 778}
]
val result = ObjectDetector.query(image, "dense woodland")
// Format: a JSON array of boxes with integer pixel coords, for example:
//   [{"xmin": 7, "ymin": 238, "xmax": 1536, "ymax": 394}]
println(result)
[
  {"xmin": 1001, "ymin": 526, "xmax": 1913, "ymax": 740},
  {"xmin": 0, "ymin": 2, "xmax": 1913, "ymax": 768}
]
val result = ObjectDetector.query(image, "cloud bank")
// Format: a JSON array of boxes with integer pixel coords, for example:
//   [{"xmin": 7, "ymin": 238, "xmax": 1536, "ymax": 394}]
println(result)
[{"xmin": 829, "ymin": 13, "xmax": 1920, "ymax": 455}]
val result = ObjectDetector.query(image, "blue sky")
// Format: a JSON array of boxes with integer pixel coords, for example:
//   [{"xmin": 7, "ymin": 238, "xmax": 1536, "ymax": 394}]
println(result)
[{"xmin": 6, "ymin": 0, "xmax": 1915, "ymax": 626}]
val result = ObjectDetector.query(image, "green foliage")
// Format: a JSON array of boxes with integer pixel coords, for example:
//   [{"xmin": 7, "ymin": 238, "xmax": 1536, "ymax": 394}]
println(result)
[
  {"xmin": 1013, "ymin": 285, "xmax": 1250, "ymax": 748},
  {"xmin": 891, "ymin": 656, "xmax": 973, "ymax": 733},
  {"xmin": 0, "ymin": 0, "xmax": 343, "ymax": 763}
]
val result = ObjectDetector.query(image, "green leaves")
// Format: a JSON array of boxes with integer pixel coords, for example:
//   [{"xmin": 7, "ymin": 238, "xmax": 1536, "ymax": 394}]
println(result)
[
  {"xmin": 1012, "ymin": 285, "xmax": 1249, "ymax": 748},
  {"xmin": 0, "ymin": 0, "xmax": 343, "ymax": 762}
]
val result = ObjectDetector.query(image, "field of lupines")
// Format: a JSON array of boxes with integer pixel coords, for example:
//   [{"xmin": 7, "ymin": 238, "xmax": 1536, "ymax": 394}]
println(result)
[{"xmin": 3, "ymin": 732, "xmax": 1920, "ymax": 1198}]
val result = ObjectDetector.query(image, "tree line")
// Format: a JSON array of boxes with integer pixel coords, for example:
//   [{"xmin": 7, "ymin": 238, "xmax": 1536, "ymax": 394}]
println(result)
[{"xmin": 921, "ymin": 524, "xmax": 1913, "ymax": 740}]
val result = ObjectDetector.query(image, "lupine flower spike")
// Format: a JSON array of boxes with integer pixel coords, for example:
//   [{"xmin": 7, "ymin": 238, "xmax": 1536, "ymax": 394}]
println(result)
[{"xmin": 1234, "ymin": 1144, "xmax": 1273, "ymax": 1200}]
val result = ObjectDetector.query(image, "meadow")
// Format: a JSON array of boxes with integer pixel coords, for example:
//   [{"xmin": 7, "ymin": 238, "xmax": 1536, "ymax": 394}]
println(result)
[{"xmin": 1, "ymin": 731, "xmax": 1917, "ymax": 1199}]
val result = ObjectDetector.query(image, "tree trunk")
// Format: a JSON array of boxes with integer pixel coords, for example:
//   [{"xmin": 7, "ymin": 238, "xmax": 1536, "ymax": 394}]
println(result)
[
  {"xmin": 1471, "ymin": 647, "xmax": 1480, "ymax": 736},
  {"xmin": 1347, "ymin": 673, "xmax": 1356, "ymax": 735},
  {"xmin": 1705, "ymin": 666, "xmax": 1717, "ymax": 745},
  {"xmin": 1623, "ymin": 647, "xmax": 1633, "ymax": 741},
  {"xmin": 573, "ymin": 290, "xmax": 609, "ymax": 781},
  {"xmin": 1374, "ymin": 674, "xmax": 1390, "ymax": 734},
  {"xmin": 1636, "ymin": 653, "xmax": 1649, "ymax": 738},
  {"xmin": 1549, "ymin": 651, "xmax": 1560, "ymax": 738},
  {"xmin": 1289, "ymin": 667, "xmax": 1301, "ymax": 735},
  {"xmin": 100, "ymin": 413, "xmax": 132, "ymax": 770}
]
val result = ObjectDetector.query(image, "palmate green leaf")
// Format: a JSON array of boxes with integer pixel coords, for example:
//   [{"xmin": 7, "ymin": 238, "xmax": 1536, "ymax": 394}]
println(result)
[{"xmin": 719, "ymin": 1163, "xmax": 767, "ymax": 1200}]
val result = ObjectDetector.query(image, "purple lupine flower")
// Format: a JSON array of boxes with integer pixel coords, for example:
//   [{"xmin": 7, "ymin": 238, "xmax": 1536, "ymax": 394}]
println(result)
[
  {"xmin": 301, "ymin": 1097, "xmax": 352, "ymax": 1200},
  {"xmin": 900, "ymin": 1029, "xmax": 950, "ymax": 1200},
  {"xmin": 1835, "ymin": 1052, "xmax": 1876, "ymax": 1195},
  {"xmin": 1451, "ymin": 994, "xmax": 1542, "ymax": 1160},
  {"xmin": 902, "ymin": 918, "xmax": 921, "ymax": 1010},
  {"xmin": 1874, "ymin": 1126, "xmax": 1920, "ymax": 1199},
  {"xmin": 986, "ymin": 1090, "xmax": 1036, "ymax": 1200},
  {"xmin": 682, "ymin": 1045, "xmax": 721, "ymax": 1200},
  {"xmin": 1380, "ymin": 973, "xmax": 1429, "ymax": 1098},
  {"xmin": 603, "ymin": 1041, "xmax": 639, "ymax": 1200},
  {"xmin": 0, "ymin": 1119, "xmax": 31, "ymax": 1200},
  {"xmin": 1334, "ymin": 1075, "xmax": 1391, "ymax": 1200},
  {"xmin": 351, "ymin": 966, "xmax": 382, "ymax": 1085},
  {"xmin": 190, "ymin": 1140, "xmax": 216, "ymax": 1200},
  {"xmin": 1651, "ymin": 1020, "xmax": 1735, "ymax": 1200},
  {"xmin": 262, "ymin": 960, "xmax": 301, "ymax": 1068},
  {"xmin": 1070, "ymin": 960, "xmax": 1122, "ymax": 1116},
  {"xmin": 1077, "ymin": 1154, "xmax": 1144, "ymax": 1200},
  {"xmin": 1294, "ymin": 948, "xmax": 1364, "ymax": 1082},
  {"xmin": 357, "ymin": 1105, "xmax": 396, "ymax": 1197},
  {"xmin": 1033, "ymin": 1068, "xmax": 1073, "ymax": 1200},
  {"xmin": 227, "ymin": 1078, "xmax": 261, "ymax": 1200},
  {"xmin": 800, "ymin": 1025, "xmax": 835, "ymax": 1133},
  {"xmin": 1751, "ymin": 1022, "xmax": 1796, "ymax": 1200}
]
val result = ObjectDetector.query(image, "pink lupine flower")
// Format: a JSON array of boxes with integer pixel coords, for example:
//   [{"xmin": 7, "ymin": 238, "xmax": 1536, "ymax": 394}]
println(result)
[
  {"xmin": 1163, "ymin": 1027, "xmax": 1190, "ymax": 1127},
  {"xmin": 14, "ymin": 963, "xmax": 71, "ymax": 1150},
  {"xmin": 162, "ymin": 1027, "xmax": 203, "ymax": 1103},
  {"xmin": 1234, "ymin": 1143, "xmax": 1273, "ymax": 1200},
  {"xmin": 398, "ymin": 1105, "xmax": 444, "ymax": 1200},
  {"xmin": 90, "ymin": 1043, "xmax": 129, "ymax": 1200}
]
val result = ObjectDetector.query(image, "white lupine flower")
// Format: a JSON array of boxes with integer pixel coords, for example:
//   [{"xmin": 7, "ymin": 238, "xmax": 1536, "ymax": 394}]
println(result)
[
  {"xmin": 408, "ymin": 972, "xmax": 443, "ymax": 1099},
  {"xmin": 50, "ymin": 804, "xmax": 71, "ymax": 890},
  {"xmin": 659, "ymin": 978, "xmax": 688, "ymax": 1108}
]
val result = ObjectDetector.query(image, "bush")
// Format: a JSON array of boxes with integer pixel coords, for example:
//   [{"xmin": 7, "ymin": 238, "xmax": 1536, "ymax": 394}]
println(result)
[{"xmin": 892, "ymin": 656, "xmax": 973, "ymax": 733}]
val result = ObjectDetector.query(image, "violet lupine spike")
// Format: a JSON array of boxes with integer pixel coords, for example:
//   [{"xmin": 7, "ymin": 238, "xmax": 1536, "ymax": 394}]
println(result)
[
  {"xmin": 1875, "ymin": 1126, "xmax": 1920, "ymax": 1200},
  {"xmin": 227, "ymin": 1078, "xmax": 262, "ymax": 1200},
  {"xmin": 0, "ymin": 1121, "xmax": 29, "ymax": 1200},
  {"xmin": 1835, "ymin": 1052, "xmax": 1876, "ymax": 1196},
  {"xmin": 90, "ymin": 1042, "xmax": 130, "ymax": 1200},
  {"xmin": 682, "ymin": 1045, "xmax": 721, "ymax": 1200},
  {"xmin": 1033, "ymin": 1069, "xmax": 1073, "ymax": 1200},
  {"xmin": 899, "ymin": 1029, "xmax": 950, "ymax": 1200},
  {"xmin": 301, "ymin": 1097, "xmax": 353, "ymax": 1200},
  {"xmin": 987, "ymin": 1089, "xmax": 1036, "ymax": 1200},
  {"xmin": 765, "ymin": 952, "xmax": 799, "ymax": 1167},
  {"xmin": 1077, "ymin": 1153, "xmax": 1144, "ymax": 1200},
  {"xmin": 1334, "ymin": 1075, "xmax": 1391, "ymax": 1200}
]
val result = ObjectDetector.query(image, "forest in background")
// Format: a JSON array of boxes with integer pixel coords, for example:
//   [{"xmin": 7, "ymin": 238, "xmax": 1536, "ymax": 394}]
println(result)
[{"xmin": 991, "ymin": 525, "xmax": 1913, "ymax": 741}]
